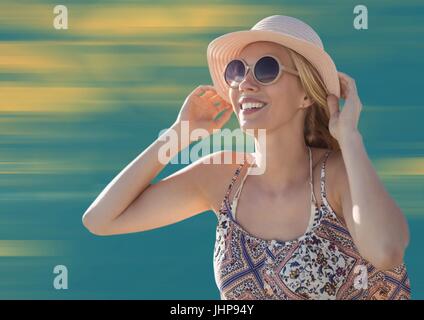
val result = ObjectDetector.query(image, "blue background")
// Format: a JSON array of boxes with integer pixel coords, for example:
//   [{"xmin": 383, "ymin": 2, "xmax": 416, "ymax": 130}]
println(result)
[{"xmin": 0, "ymin": 0, "xmax": 422, "ymax": 299}]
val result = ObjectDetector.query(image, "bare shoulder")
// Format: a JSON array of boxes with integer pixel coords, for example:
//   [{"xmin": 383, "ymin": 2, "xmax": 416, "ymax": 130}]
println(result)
[
  {"xmin": 194, "ymin": 150, "xmax": 252, "ymax": 216},
  {"xmin": 186, "ymin": 150, "xmax": 253, "ymax": 213},
  {"xmin": 324, "ymin": 148, "xmax": 347, "ymax": 220}
]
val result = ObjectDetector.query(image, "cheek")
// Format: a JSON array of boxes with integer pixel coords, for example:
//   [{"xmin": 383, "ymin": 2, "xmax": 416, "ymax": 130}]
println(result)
[
  {"xmin": 269, "ymin": 78, "xmax": 302, "ymax": 110},
  {"xmin": 229, "ymin": 89, "xmax": 238, "ymax": 109}
]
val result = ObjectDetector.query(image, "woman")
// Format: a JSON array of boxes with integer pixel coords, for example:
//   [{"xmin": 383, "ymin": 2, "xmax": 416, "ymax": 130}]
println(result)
[{"xmin": 82, "ymin": 15, "xmax": 411, "ymax": 300}]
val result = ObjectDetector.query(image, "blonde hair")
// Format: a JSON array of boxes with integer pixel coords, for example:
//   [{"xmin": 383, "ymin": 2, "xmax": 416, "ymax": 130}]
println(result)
[{"xmin": 287, "ymin": 48, "xmax": 340, "ymax": 151}]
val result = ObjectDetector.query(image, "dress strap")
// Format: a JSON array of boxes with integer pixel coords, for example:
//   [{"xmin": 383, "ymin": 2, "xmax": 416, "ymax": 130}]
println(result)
[
  {"xmin": 308, "ymin": 146, "xmax": 318, "ymax": 207},
  {"xmin": 233, "ymin": 169, "xmax": 248, "ymax": 202},
  {"xmin": 319, "ymin": 150, "xmax": 332, "ymax": 207},
  {"xmin": 231, "ymin": 164, "xmax": 251, "ymax": 219},
  {"xmin": 223, "ymin": 160, "xmax": 246, "ymax": 202}
]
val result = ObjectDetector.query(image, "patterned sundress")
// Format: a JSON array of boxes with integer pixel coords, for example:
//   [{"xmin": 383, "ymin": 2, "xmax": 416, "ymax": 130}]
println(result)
[{"xmin": 213, "ymin": 147, "xmax": 411, "ymax": 300}]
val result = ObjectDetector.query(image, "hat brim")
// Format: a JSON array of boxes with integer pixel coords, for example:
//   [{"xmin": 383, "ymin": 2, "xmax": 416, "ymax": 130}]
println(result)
[{"xmin": 207, "ymin": 29, "xmax": 340, "ymax": 104}]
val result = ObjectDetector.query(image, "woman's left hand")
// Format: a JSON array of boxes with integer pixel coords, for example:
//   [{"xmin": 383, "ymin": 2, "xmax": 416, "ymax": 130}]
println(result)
[{"xmin": 327, "ymin": 72, "xmax": 363, "ymax": 143}]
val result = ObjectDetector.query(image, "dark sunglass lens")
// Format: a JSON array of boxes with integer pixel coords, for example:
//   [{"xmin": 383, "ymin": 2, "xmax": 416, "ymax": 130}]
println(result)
[
  {"xmin": 255, "ymin": 56, "xmax": 279, "ymax": 83},
  {"xmin": 224, "ymin": 60, "xmax": 245, "ymax": 87}
]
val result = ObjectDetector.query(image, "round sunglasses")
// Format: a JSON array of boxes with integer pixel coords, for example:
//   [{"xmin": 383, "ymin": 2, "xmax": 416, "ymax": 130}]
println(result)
[{"xmin": 224, "ymin": 55, "xmax": 299, "ymax": 88}]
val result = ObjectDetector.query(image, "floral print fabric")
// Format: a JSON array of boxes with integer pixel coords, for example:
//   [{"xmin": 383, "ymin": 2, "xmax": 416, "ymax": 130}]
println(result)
[{"xmin": 213, "ymin": 151, "xmax": 411, "ymax": 300}]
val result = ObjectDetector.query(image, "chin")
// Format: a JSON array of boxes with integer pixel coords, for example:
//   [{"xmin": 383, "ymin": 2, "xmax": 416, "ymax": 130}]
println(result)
[{"xmin": 239, "ymin": 119, "xmax": 271, "ymax": 134}]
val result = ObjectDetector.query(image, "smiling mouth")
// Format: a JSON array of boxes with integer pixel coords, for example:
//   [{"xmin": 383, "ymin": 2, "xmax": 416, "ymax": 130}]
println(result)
[{"xmin": 239, "ymin": 102, "xmax": 269, "ymax": 111}]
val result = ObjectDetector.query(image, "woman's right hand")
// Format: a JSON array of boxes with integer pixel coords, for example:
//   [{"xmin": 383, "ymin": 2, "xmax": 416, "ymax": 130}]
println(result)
[{"xmin": 175, "ymin": 85, "xmax": 234, "ymax": 134}]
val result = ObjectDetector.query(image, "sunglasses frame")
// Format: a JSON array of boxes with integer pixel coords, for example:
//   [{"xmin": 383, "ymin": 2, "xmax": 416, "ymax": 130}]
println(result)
[{"xmin": 224, "ymin": 54, "xmax": 300, "ymax": 89}]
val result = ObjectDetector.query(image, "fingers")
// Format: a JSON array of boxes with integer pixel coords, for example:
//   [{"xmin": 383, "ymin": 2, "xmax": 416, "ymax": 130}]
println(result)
[
  {"xmin": 326, "ymin": 94, "xmax": 340, "ymax": 117},
  {"xmin": 337, "ymin": 72, "xmax": 358, "ymax": 100},
  {"xmin": 338, "ymin": 72, "xmax": 355, "ymax": 86},
  {"xmin": 339, "ymin": 77, "xmax": 348, "ymax": 100},
  {"xmin": 210, "ymin": 94, "xmax": 232, "ymax": 111},
  {"xmin": 214, "ymin": 107, "xmax": 233, "ymax": 128},
  {"xmin": 201, "ymin": 89, "xmax": 215, "ymax": 99},
  {"xmin": 193, "ymin": 84, "xmax": 232, "ymax": 112},
  {"xmin": 334, "ymin": 72, "xmax": 363, "ymax": 117},
  {"xmin": 194, "ymin": 85, "xmax": 217, "ymax": 97},
  {"xmin": 195, "ymin": 86, "xmax": 226, "ymax": 105}
]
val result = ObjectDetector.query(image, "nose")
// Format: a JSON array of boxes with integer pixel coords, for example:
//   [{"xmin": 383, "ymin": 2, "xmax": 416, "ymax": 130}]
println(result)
[{"xmin": 238, "ymin": 67, "xmax": 259, "ymax": 92}]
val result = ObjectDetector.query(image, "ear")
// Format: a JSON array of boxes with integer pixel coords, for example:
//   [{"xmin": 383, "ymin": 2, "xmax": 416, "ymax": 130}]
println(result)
[{"xmin": 300, "ymin": 95, "xmax": 314, "ymax": 109}]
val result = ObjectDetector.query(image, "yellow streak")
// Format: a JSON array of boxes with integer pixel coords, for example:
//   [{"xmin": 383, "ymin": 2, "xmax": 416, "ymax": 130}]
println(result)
[
  {"xmin": 0, "ymin": 240, "xmax": 66, "ymax": 256},
  {"xmin": 376, "ymin": 157, "xmax": 424, "ymax": 176}
]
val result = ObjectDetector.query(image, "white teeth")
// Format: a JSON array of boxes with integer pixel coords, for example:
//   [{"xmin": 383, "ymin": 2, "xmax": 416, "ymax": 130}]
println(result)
[{"xmin": 241, "ymin": 102, "xmax": 266, "ymax": 110}]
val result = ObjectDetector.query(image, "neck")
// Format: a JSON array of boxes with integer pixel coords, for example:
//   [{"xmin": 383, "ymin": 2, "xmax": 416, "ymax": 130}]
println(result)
[{"xmin": 251, "ymin": 123, "xmax": 311, "ymax": 195}]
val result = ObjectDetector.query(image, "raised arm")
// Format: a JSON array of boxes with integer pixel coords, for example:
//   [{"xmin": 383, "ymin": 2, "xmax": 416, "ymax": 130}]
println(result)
[
  {"xmin": 82, "ymin": 85, "xmax": 233, "ymax": 236},
  {"xmin": 327, "ymin": 72, "xmax": 410, "ymax": 270}
]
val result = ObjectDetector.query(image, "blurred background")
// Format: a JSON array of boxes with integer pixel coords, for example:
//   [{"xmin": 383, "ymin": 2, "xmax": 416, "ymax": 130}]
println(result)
[{"xmin": 0, "ymin": 0, "xmax": 423, "ymax": 299}]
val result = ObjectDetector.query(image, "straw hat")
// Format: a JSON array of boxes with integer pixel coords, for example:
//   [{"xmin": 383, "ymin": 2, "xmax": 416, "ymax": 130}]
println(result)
[{"xmin": 207, "ymin": 15, "xmax": 340, "ymax": 104}]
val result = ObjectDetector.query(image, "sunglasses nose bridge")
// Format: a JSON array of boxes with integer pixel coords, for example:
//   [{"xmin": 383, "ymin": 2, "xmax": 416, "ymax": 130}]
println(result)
[
  {"xmin": 240, "ymin": 64, "xmax": 260, "ymax": 86},
  {"xmin": 238, "ymin": 66, "xmax": 258, "ymax": 90}
]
